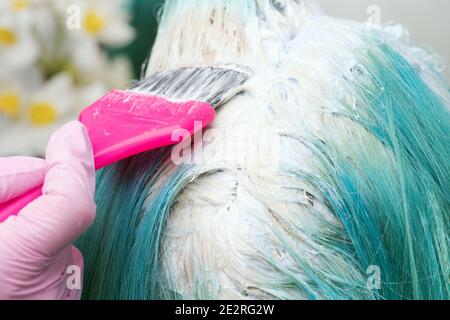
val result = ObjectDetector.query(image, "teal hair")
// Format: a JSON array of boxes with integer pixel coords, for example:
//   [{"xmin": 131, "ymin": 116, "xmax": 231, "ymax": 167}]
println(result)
[
  {"xmin": 76, "ymin": 148, "xmax": 195, "ymax": 299},
  {"xmin": 282, "ymin": 39, "xmax": 450, "ymax": 299},
  {"xmin": 77, "ymin": 34, "xmax": 450, "ymax": 300}
]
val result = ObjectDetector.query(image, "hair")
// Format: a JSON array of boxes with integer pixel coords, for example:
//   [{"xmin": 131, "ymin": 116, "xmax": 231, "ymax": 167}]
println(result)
[{"xmin": 77, "ymin": 0, "xmax": 450, "ymax": 300}]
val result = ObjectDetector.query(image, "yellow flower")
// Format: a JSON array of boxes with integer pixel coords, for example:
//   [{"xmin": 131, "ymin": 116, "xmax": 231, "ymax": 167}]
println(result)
[
  {"xmin": 0, "ymin": 16, "xmax": 38, "ymax": 74},
  {"xmin": 83, "ymin": 9, "xmax": 106, "ymax": 34},
  {"xmin": 0, "ymin": 91, "xmax": 21, "ymax": 118},
  {"xmin": 28, "ymin": 102, "xmax": 57, "ymax": 126},
  {"xmin": 11, "ymin": 0, "xmax": 30, "ymax": 11},
  {"xmin": 0, "ymin": 27, "xmax": 17, "ymax": 46}
]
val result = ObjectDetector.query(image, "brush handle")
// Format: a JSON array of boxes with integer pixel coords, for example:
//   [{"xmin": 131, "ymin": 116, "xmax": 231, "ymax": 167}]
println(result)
[
  {"xmin": 0, "ymin": 90, "xmax": 216, "ymax": 223},
  {"xmin": 0, "ymin": 187, "xmax": 43, "ymax": 223}
]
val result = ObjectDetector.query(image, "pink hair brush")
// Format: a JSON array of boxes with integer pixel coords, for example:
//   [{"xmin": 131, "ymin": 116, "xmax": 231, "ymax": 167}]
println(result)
[{"xmin": 0, "ymin": 65, "xmax": 249, "ymax": 222}]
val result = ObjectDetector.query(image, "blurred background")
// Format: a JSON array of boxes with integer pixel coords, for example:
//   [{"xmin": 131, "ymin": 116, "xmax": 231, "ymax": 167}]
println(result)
[{"xmin": 0, "ymin": 0, "xmax": 448, "ymax": 157}]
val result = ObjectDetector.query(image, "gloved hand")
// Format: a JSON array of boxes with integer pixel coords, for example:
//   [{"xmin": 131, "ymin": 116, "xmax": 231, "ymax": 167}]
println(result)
[{"xmin": 0, "ymin": 121, "xmax": 96, "ymax": 300}]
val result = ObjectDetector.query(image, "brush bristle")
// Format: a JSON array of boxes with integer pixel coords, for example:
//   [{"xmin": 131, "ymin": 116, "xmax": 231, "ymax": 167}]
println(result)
[{"xmin": 129, "ymin": 65, "xmax": 250, "ymax": 108}]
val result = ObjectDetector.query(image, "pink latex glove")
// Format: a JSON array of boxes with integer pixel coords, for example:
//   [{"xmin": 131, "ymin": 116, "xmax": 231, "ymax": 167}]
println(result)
[{"xmin": 0, "ymin": 121, "xmax": 96, "ymax": 300}]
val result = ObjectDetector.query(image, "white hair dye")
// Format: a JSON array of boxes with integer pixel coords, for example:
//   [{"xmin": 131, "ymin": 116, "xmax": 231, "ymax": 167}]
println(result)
[{"xmin": 77, "ymin": 0, "xmax": 450, "ymax": 300}]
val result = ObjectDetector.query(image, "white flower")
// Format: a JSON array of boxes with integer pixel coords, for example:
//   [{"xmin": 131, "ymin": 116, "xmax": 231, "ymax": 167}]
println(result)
[
  {"xmin": 0, "ymin": 73, "xmax": 97, "ymax": 156},
  {"xmin": 0, "ymin": 119, "xmax": 55, "ymax": 156},
  {"xmin": 69, "ymin": 36, "xmax": 102, "ymax": 78},
  {"xmin": 58, "ymin": 0, "xmax": 135, "ymax": 46},
  {"xmin": 26, "ymin": 72, "xmax": 75, "ymax": 126},
  {"xmin": 54, "ymin": 0, "xmax": 135, "ymax": 84},
  {"xmin": 0, "ymin": 0, "xmax": 135, "ymax": 156},
  {"xmin": 104, "ymin": 55, "xmax": 134, "ymax": 89},
  {"xmin": 0, "ymin": 66, "xmax": 41, "ymax": 123},
  {"xmin": 0, "ymin": 72, "xmax": 79, "ymax": 156},
  {"xmin": 0, "ymin": 12, "xmax": 39, "ymax": 77},
  {"xmin": 74, "ymin": 81, "xmax": 108, "ymax": 112},
  {"xmin": 0, "ymin": 82, "xmax": 24, "ymax": 121},
  {"xmin": 0, "ymin": 0, "xmax": 34, "ymax": 12}
]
